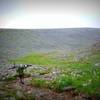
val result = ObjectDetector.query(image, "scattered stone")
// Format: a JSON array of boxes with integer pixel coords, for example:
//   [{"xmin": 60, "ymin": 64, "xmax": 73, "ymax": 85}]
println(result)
[
  {"xmin": 63, "ymin": 86, "xmax": 75, "ymax": 91},
  {"xmin": 32, "ymin": 74, "xmax": 41, "ymax": 78},
  {"xmin": 95, "ymin": 63, "xmax": 100, "ymax": 66},
  {"xmin": 82, "ymin": 95, "xmax": 92, "ymax": 100},
  {"xmin": 94, "ymin": 63, "xmax": 100, "ymax": 68}
]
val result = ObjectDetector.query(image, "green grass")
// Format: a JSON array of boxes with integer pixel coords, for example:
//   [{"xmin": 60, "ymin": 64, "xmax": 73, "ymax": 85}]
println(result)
[
  {"xmin": 14, "ymin": 53, "xmax": 58, "ymax": 66},
  {"xmin": 50, "ymin": 75, "xmax": 73, "ymax": 92},
  {"xmin": 31, "ymin": 78, "xmax": 49, "ymax": 88},
  {"xmin": 3, "ymin": 75, "xmax": 17, "ymax": 81},
  {"xmin": 13, "ymin": 51, "xmax": 100, "ymax": 95}
]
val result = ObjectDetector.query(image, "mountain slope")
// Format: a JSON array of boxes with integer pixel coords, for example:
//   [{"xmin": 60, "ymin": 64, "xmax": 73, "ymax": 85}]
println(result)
[{"xmin": 0, "ymin": 28, "xmax": 100, "ymax": 62}]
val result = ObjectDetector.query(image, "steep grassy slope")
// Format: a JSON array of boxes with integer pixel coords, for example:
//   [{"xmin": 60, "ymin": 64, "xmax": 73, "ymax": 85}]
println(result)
[
  {"xmin": 0, "ymin": 28, "xmax": 100, "ymax": 59},
  {"xmin": 0, "ymin": 28, "xmax": 100, "ymax": 69}
]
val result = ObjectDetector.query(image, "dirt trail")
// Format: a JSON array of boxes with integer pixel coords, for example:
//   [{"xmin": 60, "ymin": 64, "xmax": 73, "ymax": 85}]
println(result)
[{"xmin": 0, "ymin": 77, "xmax": 93, "ymax": 100}]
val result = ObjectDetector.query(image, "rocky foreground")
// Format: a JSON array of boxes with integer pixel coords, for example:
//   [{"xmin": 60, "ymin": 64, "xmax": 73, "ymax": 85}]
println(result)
[
  {"xmin": 0, "ymin": 78, "xmax": 95, "ymax": 100},
  {"xmin": 0, "ymin": 64, "xmax": 100, "ymax": 100}
]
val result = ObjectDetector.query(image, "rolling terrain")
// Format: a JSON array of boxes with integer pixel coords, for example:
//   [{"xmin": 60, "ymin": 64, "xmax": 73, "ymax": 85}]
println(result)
[
  {"xmin": 0, "ymin": 28, "xmax": 100, "ymax": 99},
  {"xmin": 0, "ymin": 28, "xmax": 100, "ymax": 61}
]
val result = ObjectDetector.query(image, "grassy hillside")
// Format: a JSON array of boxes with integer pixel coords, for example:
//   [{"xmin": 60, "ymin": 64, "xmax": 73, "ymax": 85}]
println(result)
[
  {"xmin": 14, "ymin": 49, "xmax": 100, "ymax": 95},
  {"xmin": 0, "ymin": 28, "xmax": 100, "ymax": 99}
]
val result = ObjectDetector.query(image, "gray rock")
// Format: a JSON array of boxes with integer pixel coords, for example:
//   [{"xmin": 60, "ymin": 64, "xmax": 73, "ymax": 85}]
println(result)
[
  {"xmin": 95, "ymin": 63, "xmax": 100, "ymax": 67},
  {"xmin": 63, "ymin": 86, "xmax": 75, "ymax": 91},
  {"xmin": 32, "ymin": 74, "xmax": 41, "ymax": 78}
]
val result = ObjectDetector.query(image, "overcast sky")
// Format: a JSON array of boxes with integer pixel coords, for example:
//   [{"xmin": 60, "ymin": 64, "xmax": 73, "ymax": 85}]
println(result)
[{"xmin": 0, "ymin": 0, "xmax": 100, "ymax": 29}]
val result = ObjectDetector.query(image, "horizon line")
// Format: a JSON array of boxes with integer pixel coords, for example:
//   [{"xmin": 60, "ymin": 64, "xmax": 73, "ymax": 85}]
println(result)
[{"xmin": 0, "ymin": 27, "xmax": 100, "ymax": 30}]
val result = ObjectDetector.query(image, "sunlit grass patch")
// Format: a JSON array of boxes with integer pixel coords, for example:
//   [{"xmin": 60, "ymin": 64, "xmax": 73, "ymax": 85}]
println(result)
[{"xmin": 14, "ymin": 52, "xmax": 60, "ymax": 66}]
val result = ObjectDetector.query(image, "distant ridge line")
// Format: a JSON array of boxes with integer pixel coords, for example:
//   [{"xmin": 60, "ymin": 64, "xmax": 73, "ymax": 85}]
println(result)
[{"xmin": 0, "ymin": 27, "xmax": 100, "ymax": 30}]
